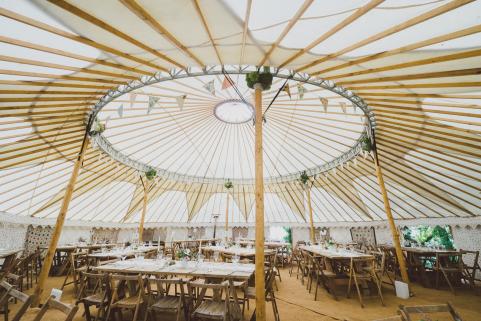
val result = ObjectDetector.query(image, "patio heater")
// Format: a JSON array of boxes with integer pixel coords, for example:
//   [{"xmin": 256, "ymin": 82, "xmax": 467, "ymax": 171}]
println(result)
[{"xmin": 212, "ymin": 213, "xmax": 220, "ymax": 240}]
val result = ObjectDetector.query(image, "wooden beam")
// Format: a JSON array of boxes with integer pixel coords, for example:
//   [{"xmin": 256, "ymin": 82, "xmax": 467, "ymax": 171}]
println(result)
[
  {"xmin": 258, "ymin": 0, "xmax": 313, "ymax": 66},
  {"xmin": 225, "ymin": 190, "xmax": 230, "ymax": 241},
  {"xmin": 239, "ymin": 0, "xmax": 252, "ymax": 65},
  {"xmin": 254, "ymin": 83, "xmax": 265, "ymax": 321},
  {"xmin": 337, "ymin": 67, "xmax": 481, "ymax": 85},
  {"xmin": 371, "ymin": 131, "xmax": 409, "ymax": 285},
  {"xmin": 306, "ymin": 184, "xmax": 315, "ymax": 243},
  {"xmin": 279, "ymin": 0, "xmax": 383, "ymax": 68},
  {"xmin": 328, "ymin": 48, "xmax": 481, "ymax": 80},
  {"xmin": 119, "ymin": 0, "xmax": 204, "ymax": 66},
  {"xmin": 138, "ymin": 177, "xmax": 150, "ymax": 243},
  {"xmin": 299, "ymin": 0, "xmax": 474, "ymax": 72},
  {"xmin": 192, "ymin": 0, "xmax": 223, "ymax": 65},
  {"xmin": 47, "ymin": 0, "xmax": 184, "ymax": 69},
  {"xmin": 32, "ymin": 117, "xmax": 92, "ymax": 306},
  {"xmin": 314, "ymin": 23, "xmax": 481, "ymax": 76},
  {"xmin": 0, "ymin": 7, "xmax": 157, "ymax": 73}
]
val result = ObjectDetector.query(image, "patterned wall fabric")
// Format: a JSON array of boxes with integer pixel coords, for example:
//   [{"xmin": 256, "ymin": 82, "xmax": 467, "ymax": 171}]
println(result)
[
  {"xmin": 90, "ymin": 228, "xmax": 119, "ymax": 244},
  {"xmin": 187, "ymin": 227, "xmax": 206, "ymax": 240},
  {"xmin": 350, "ymin": 226, "xmax": 376, "ymax": 246},
  {"xmin": 24, "ymin": 225, "xmax": 53, "ymax": 255},
  {"xmin": 232, "ymin": 227, "xmax": 248, "ymax": 241}
]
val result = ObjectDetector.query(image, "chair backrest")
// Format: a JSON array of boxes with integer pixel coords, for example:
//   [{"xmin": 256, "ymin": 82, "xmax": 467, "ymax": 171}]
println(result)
[
  {"xmin": 0, "ymin": 280, "xmax": 35, "ymax": 321},
  {"xmin": 435, "ymin": 252, "xmax": 463, "ymax": 271},
  {"xmin": 70, "ymin": 251, "xmax": 88, "ymax": 272},
  {"xmin": 145, "ymin": 277, "xmax": 185, "ymax": 305},
  {"xmin": 110, "ymin": 274, "xmax": 145, "ymax": 301},
  {"xmin": 188, "ymin": 280, "xmax": 231, "ymax": 316},
  {"xmin": 78, "ymin": 271, "xmax": 110, "ymax": 302},
  {"xmin": 460, "ymin": 250, "xmax": 480, "ymax": 269},
  {"xmin": 399, "ymin": 302, "xmax": 463, "ymax": 321},
  {"xmin": 32, "ymin": 296, "xmax": 79, "ymax": 321},
  {"xmin": 0, "ymin": 253, "xmax": 18, "ymax": 274}
]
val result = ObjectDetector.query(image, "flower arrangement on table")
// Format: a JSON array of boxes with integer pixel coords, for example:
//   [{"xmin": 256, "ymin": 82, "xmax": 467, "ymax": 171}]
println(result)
[{"xmin": 176, "ymin": 248, "xmax": 191, "ymax": 260}]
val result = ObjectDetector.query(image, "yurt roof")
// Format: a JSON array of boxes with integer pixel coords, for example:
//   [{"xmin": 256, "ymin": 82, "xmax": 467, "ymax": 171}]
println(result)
[{"xmin": 1, "ymin": 0, "xmax": 480, "ymax": 224}]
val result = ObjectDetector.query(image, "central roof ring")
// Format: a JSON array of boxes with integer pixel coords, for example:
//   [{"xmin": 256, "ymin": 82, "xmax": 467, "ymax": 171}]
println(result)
[{"xmin": 88, "ymin": 65, "xmax": 376, "ymax": 185}]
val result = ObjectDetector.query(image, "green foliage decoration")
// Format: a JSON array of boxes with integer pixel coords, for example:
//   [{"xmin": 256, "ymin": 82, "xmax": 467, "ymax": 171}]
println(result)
[
  {"xmin": 145, "ymin": 168, "xmax": 157, "ymax": 181},
  {"xmin": 246, "ymin": 66, "xmax": 273, "ymax": 90},
  {"xmin": 224, "ymin": 179, "xmax": 233, "ymax": 189}
]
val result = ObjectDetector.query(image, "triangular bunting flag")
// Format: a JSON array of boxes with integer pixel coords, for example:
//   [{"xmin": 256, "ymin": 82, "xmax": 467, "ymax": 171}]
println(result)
[
  {"xmin": 282, "ymin": 84, "xmax": 291, "ymax": 99},
  {"xmin": 117, "ymin": 104, "xmax": 124, "ymax": 117},
  {"xmin": 203, "ymin": 80, "xmax": 215, "ymax": 96},
  {"xmin": 129, "ymin": 93, "xmax": 137, "ymax": 108},
  {"xmin": 340, "ymin": 102, "xmax": 347, "ymax": 113},
  {"xmin": 222, "ymin": 77, "xmax": 233, "ymax": 90},
  {"xmin": 297, "ymin": 83, "xmax": 306, "ymax": 100},
  {"xmin": 148, "ymin": 96, "xmax": 160, "ymax": 114},
  {"xmin": 176, "ymin": 95, "xmax": 187, "ymax": 110},
  {"xmin": 320, "ymin": 97, "xmax": 328, "ymax": 112}
]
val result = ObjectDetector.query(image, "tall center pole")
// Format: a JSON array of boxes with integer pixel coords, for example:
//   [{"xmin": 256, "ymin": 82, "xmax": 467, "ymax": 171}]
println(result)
[
  {"xmin": 254, "ymin": 83, "xmax": 266, "ymax": 321},
  {"xmin": 33, "ymin": 118, "xmax": 92, "ymax": 306},
  {"xmin": 224, "ymin": 191, "xmax": 230, "ymax": 241},
  {"xmin": 138, "ymin": 177, "xmax": 150, "ymax": 244},
  {"xmin": 372, "ymin": 132, "xmax": 409, "ymax": 284},
  {"xmin": 306, "ymin": 185, "xmax": 315, "ymax": 243}
]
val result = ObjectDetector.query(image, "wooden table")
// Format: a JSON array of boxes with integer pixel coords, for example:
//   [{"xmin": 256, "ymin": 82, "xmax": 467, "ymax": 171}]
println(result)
[
  {"xmin": 202, "ymin": 246, "xmax": 275, "ymax": 260},
  {"xmin": 0, "ymin": 249, "xmax": 22, "ymax": 259},
  {"xmin": 238, "ymin": 241, "xmax": 290, "ymax": 249},
  {"xmin": 88, "ymin": 246, "xmax": 158, "ymax": 264},
  {"xmin": 95, "ymin": 259, "xmax": 254, "ymax": 279},
  {"xmin": 301, "ymin": 245, "xmax": 373, "ymax": 260},
  {"xmin": 42, "ymin": 243, "xmax": 116, "ymax": 275}
]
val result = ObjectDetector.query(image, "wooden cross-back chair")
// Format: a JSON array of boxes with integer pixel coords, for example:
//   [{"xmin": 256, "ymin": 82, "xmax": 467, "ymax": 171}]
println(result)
[
  {"xmin": 0, "ymin": 253, "xmax": 17, "ymax": 280},
  {"xmin": 106, "ymin": 274, "xmax": 146, "ymax": 321},
  {"xmin": 460, "ymin": 249, "xmax": 480, "ymax": 291},
  {"xmin": 398, "ymin": 302, "xmax": 463, "ymax": 321},
  {"xmin": 434, "ymin": 252, "xmax": 464, "ymax": 294},
  {"xmin": 0, "ymin": 280, "xmax": 35, "ymax": 321},
  {"xmin": 77, "ymin": 271, "xmax": 111, "ymax": 321},
  {"xmin": 311, "ymin": 255, "xmax": 338, "ymax": 301},
  {"xmin": 144, "ymin": 277, "xmax": 188, "ymax": 321},
  {"xmin": 347, "ymin": 257, "xmax": 384, "ymax": 308},
  {"xmin": 245, "ymin": 267, "xmax": 280, "ymax": 321},
  {"xmin": 32, "ymin": 296, "xmax": 79, "ymax": 321},
  {"xmin": 188, "ymin": 280, "xmax": 241, "ymax": 321},
  {"xmin": 61, "ymin": 250, "xmax": 88, "ymax": 294}
]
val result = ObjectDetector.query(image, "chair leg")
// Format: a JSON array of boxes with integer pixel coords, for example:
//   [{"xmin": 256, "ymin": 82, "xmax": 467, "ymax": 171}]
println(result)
[
  {"xmin": 442, "ymin": 269, "xmax": 456, "ymax": 295},
  {"xmin": 352, "ymin": 272, "xmax": 364, "ymax": 308}
]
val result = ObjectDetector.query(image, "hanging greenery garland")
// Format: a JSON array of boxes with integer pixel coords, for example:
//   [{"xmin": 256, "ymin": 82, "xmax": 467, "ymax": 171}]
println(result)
[
  {"xmin": 299, "ymin": 170, "xmax": 309, "ymax": 185},
  {"xmin": 90, "ymin": 118, "xmax": 106, "ymax": 136},
  {"xmin": 246, "ymin": 66, "xmax": 273, "ymax": 90},
  {"xmin": 361, "ymin": 136, "xmax": 372, "ymax": 152},
  {"xmin": 224, "ymin": 179, "xmax": 233, "ymax": 189},
  {"xmin": 145, "ymin": 168, "xmax": 157, "ymax": 180}
]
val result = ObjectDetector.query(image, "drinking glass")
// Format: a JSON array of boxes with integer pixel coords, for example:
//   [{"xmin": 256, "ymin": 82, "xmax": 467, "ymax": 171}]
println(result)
[
  {"xmin": 213, "ymin": 251, "xmax": 220, "ymax": 262},
  {"xmin": 232, "ymin": 254, "xmax": 240, "ymax": 265},
  {"xmin": 157, "ymin": 252, "xmax": 164, "ymax": 260},
  {"xmin": 197, "ymin": 253, "xmax": 204, "ymax": 263}
]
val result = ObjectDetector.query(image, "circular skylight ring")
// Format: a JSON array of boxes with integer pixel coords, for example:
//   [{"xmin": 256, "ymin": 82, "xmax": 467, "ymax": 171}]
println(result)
[{"xmin": 213, "ymin": 99, "xmax": 254, "ymax": 124}]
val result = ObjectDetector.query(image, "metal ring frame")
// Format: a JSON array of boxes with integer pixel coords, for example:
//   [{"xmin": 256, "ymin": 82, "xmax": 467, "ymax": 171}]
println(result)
[{"xmin": 88, "ymin": 65, "xmax": 376, "ymax": 185}]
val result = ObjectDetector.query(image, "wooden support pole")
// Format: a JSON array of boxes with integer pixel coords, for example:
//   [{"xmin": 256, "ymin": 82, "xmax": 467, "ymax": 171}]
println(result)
[
  {"xmin": 254, "ymin": 83, "xmax": 266, "ymax": 321},
  {"xmin": 138, "ymin": 177, "xmax": 149, "ymax": 244},
  {"xmin": 372, "ymin": 131, "xmax": 410, "ymax": 284},
  {"xmin": 306, "ymin": 185, "xmax": 315, "ymax": 243},
  {"xmin": 32, "ymin": 117, "xmax": 92, "ymax": 306},
  {"xmin": 224, "ymin": 191, "xmax": 230, "ymax": 241}
]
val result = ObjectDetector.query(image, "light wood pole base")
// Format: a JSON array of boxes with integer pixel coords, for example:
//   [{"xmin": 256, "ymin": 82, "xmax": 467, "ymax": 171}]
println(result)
[
  {"xmin": 138, "ymin": 177, "xmax": 150, "ymax": 244},
  {"xmin": 372, "ymin": 133, "xmax": 410, "ymax": 284},
  {"xmin": 224, "ymin": 191, "xmax": 230, "ymax": 241},
  {"xmin": 306, "ymin": 185, "xmax": 315, "ymax": 243},
  {"xmin": 32, "ymin": 122, "xmax": 91, "ymax": 306},
  {"xmin": 254, "ymin": 83, "xmax": 266, "ymax": 321}
]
